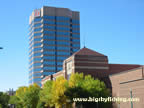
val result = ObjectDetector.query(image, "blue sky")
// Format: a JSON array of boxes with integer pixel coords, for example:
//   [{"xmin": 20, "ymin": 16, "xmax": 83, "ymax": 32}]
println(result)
[{"xmin": 0, "ymin": 0, "xmax": 144, "ymax": 91}]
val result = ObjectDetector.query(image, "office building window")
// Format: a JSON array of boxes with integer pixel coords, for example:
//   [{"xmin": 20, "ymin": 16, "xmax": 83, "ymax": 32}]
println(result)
[
  {"xmin": 43, "ymin": 56, "xmax": 55, "ymax": 60},
  {"xmin": 33, "ymin": 52, "xmax": 42, "ymax": 57},
  {"xmin": 72, "ymin": 44, "xmax": 80, "ymax": 47},
  {"xmin": 57, "ymin": 67, "xmax": 63, "ymax": 71},
  {"xmin": 57, "ymin": 31, "xmax": 70, "ymax": 36},
  {"xmin": 34, "ymin": 23, "xmax": 42, "ymax": 27},
  {"xmin": 34, "ymin": 18, "xmax": 42, "ymax": 22},
  {"xmin": 43, "ymin": 51, "xmax": 55, "ymax": 55},
  {"xmin": 43, "ymin": 40, "xmax": 55, "ymax": 45},
  {"xmin": 72, "ymin": 34, "xmax": 80, "ymax": 38},
  {"xmin": 57, "ymin": 56, "xmax": 67, "ymax": 60},
  {"xmin": 42, "ymin": 72, "xmax": 55, "ymax": 76},
  {"xmin": 43, "ymin": 66, "xmax": 56, "ymax": 70},
  {"xmin": 43, "ymin": 16, "xmax": 55, "ymax": 20},
  {"xmin": 57, "ymin": 36, "xmax": 70, "ymax": 41},
  {"xmin": 72, "ymin": 25, "xmax": 80, "ymax": 28},
  {"xmin": 33, "ymin": 68, "xmax": 41, "ymax": 72},
  {"xmin": 33, "ymin": 78, "xmax": 41, "ymax": 82},
  {"xmin": 33, "ymin": 47, "xmax": 42, "ymax": 52},
  {"xmin": 43, "ymin": 20, "xmax": 55, "ymax": 25},
  {"xmin": 57, "ymin": 46, "xmax": 70, "ymax": 50},
  {"xmin": 34, "ymin": 33, "xmax": 42, "ymax": 36},
  {"xmin": 33, "ymin": 73, "xmax": 41, "ymax": 77},
  {"xmin": 57, "ymin": 62, "xmax": 63, "ymax": 66},
  {"xmin": 72, "ymin": 20, "xmax": 79, "ymax": 24},
  {"xmin": 43, "ymin": 46, "xmax": 55, "ymax": 50},
  {"xmin": 56, "ymin": 16, "xmax": 70, "ymax": 21},
  {"xmin": 56, "ymin": 22, "xmax": 70, "ymax": 26},
  {"xmin": 56, "ymin": 26, "xmax": 70, "ymax": 31},
  {"xmin": 43, "ymin": 35, "xmax": 55, "ymax": 40},
  {"xmin": 43, "ymin": 61, "xmax": 55, "ymax": 65},
  {"xmin": 57, "ymin": 51, "xmax": 70, "ymax": 55},
  {"xmin": 44, "ymin": 25, "xmax": 55, "ymax": 30},
  {"xmin": 57, "ymin": 41, "xmax": 70, "ymax": 46},
  {"xmin": 34, "ymin": 28, "xmax": 42, "ymax": 32},
  {"xmin": 72, "ymin": 39, "xmax": 80, "ymax": 42}
]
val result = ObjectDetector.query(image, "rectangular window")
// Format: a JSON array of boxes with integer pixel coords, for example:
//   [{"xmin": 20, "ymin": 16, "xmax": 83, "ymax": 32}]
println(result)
[
  {"xmin": 56, "ymin": 16, "xmax": 70, "ymax": 21},
  {"xmin": 43, "ymin": 20, "xmax": 55, "ymax": 25},
  {"xmin": 57, "ymin": 56, "xmax": 67, "ymax": 60},
  {"xmin": 34, "ymin": 28, "xmax": 42, "ymax": 32},
  {"xmin": 56, "ymin": 22, "xmax": 70, "ymax": 26},
  {"xmin": 33, "ymin": 42, "xmax": 42, "ymax": 47},
  {"xmin": 43, "ymin": 31, "xmax": 55, "ymax": 35},
  {"xmin": 43, "ymin": 35, "xmax": 55, "ymax": 40},
  {"xmin": 72, "ymin": 25, "xmax": 80, "ymax": 28},
  {"xmin": 33, "ymin": 57, "xmax": 42, "ymax": 62},
  {"xmin": 57, "ymin": 62, "xmax": 63, "ymax": 65},
  {"xmin": 57, "ymin": 41, "xmax": 70, "ymax": 46},
  {"xmin": 43, "ymin": 46, "xmax": 55, "ymax": 50},
  {"xmin": 57, "ymin": 67, "xmax": 63, "ymax": 71},
  {"xmin": 56, "ymin": 26, "xmax": 70, "ymax": 31},
  {"xmin": 43, "ymin": 66, "xmax": 56, "ymax": 70},
  {"xmin": 72, "ymin": 39, "xmax": 80, "ymax": 42},
  {"xmin": 29, "ymin": 57, "xmax": 42, "ymax": 64},
  {"xmin": 72, "ymin": 20, "xmax": 79, "ymax": 24},
  {"xmin": 44, "ymin": 25, "xmax": 55, "ymax": 30},
  {"xmin": 43, "ymin": 16, "xmax": 55, "ymax": 20},
  {"xmin": 33, "ymin": 52, "xmax": 41, "ymax": 56},
  {"xmin": 43, "ymin": 51, "xmax": 55, "ymax": 55},
  {"xmin": 34, "ymin": 23, "xmax": 42, "ymax": 27},
  {"xmin": 57, "ymin": 46, "xmax": 70, "ymax": 50},
  {"xmin": 43, "ymin": 56, "xmax": 55, "ymax": 60},
  {"xmin": 72, "ymin": 29, "xmax": 80, "ymax": 33},
  {"xmin": 33, "ymin": 47, "xmax": 42, "ymax": 52},
  {"xmin": 33, "ymin": 37, "xmax": 42, "ymax": 42},
  {"xmin": 42, "ymin": 72, "xmax": 55, "ymax": 76},
  {"xmin": 34, "ymin": 18, "xmax": 42, "ymax": 22},
  {"xmin": 57, "ymin": 51, "xmax": 70, "ymax": 55},
  {"xmin": 34, "ymin": 33, "xmax": 42, "ymax": 36},
  {"xmin": 33, "ymin": 68, "xmax": 41, "ymax": 71},
  {"xmin": 43, "ymin": 40, "xmax": 55, "ymax": 45},
  {"xmin": 72, "ymin": 44, "xmax": 80, "ymax": 47},
  {"xmin": 33, "ymin": 78, "xmax": 41, "ymax": 82},
  {"xmin": 72, "ymin": 48, "xmax": 79, "ymax": 52},
  {"xmin": 57, "ymin": 36, "xmax": 70, "ymax": 41},
  {"xmin": 33, "ymin": 73, "xmax": 41, "ymax": 77},
  {"xmin": 43, "ymin": 61, "xmax": 55, "ymax": 65},
  {"xmin": 56, "ymin": 32, "xmax": 70, "ymax": 36}
]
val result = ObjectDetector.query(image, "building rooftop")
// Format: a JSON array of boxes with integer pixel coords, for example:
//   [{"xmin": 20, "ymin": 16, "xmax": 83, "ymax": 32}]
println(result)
[
  {"xmin": 109, "ymin": 64, "xmax": 142, "ymax": 75},
  {"xmin": 73, "ymin": 47, "xmax": 107, "ymax": 57}
]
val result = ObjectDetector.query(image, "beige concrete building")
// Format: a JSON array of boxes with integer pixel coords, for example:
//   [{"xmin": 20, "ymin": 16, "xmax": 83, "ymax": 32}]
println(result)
[{"xmin": 29, "ymin": 6, "xmax": 80, "ymax": 86}]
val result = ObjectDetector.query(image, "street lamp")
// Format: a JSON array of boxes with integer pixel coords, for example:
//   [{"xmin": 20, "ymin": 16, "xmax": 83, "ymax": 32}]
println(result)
[{"xmin": 130, "ymin": 89, "xmax": 133, "ymax": 108}]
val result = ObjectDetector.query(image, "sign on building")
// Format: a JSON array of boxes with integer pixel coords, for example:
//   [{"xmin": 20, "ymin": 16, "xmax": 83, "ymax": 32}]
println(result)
[{"xmin": 34, "ymin": 9, "xmax": 40, "ymax": 17}]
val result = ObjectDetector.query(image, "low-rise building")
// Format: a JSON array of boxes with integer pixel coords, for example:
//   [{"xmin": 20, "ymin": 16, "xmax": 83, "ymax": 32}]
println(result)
[
  {"xmin": 42, "ymin": 47, "xmax": 144, "ymax": 108},
  {"xmin": 110, "ymin": 66, "xmax": 144, "ymax": 108}
]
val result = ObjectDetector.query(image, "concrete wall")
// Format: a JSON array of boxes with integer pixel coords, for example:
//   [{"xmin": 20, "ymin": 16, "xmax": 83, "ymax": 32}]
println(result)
[{"xmin": 110, "ymin": 66, "xmax": 144, "ymax": 108}]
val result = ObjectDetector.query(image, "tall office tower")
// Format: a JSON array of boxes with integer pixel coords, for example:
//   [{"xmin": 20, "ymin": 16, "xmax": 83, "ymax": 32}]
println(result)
[{"xmin": 29, "ymin": 6, "xmax": 80, "ymax": 86}]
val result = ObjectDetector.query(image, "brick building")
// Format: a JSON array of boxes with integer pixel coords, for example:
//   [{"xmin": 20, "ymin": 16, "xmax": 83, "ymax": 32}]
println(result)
[
  {"xmin": 42, "ymin": 47, "xmax": 144, "ymax": 108},
  {"xmin": 110, "ymin": 66, "xmax": 144, "ymax": 108}
]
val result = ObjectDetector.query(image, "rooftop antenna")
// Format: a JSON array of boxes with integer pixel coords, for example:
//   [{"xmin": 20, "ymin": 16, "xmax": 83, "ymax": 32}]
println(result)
[{"xmin": 83, "ymin": 33, "xmax": 86, "ymax": 48}]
